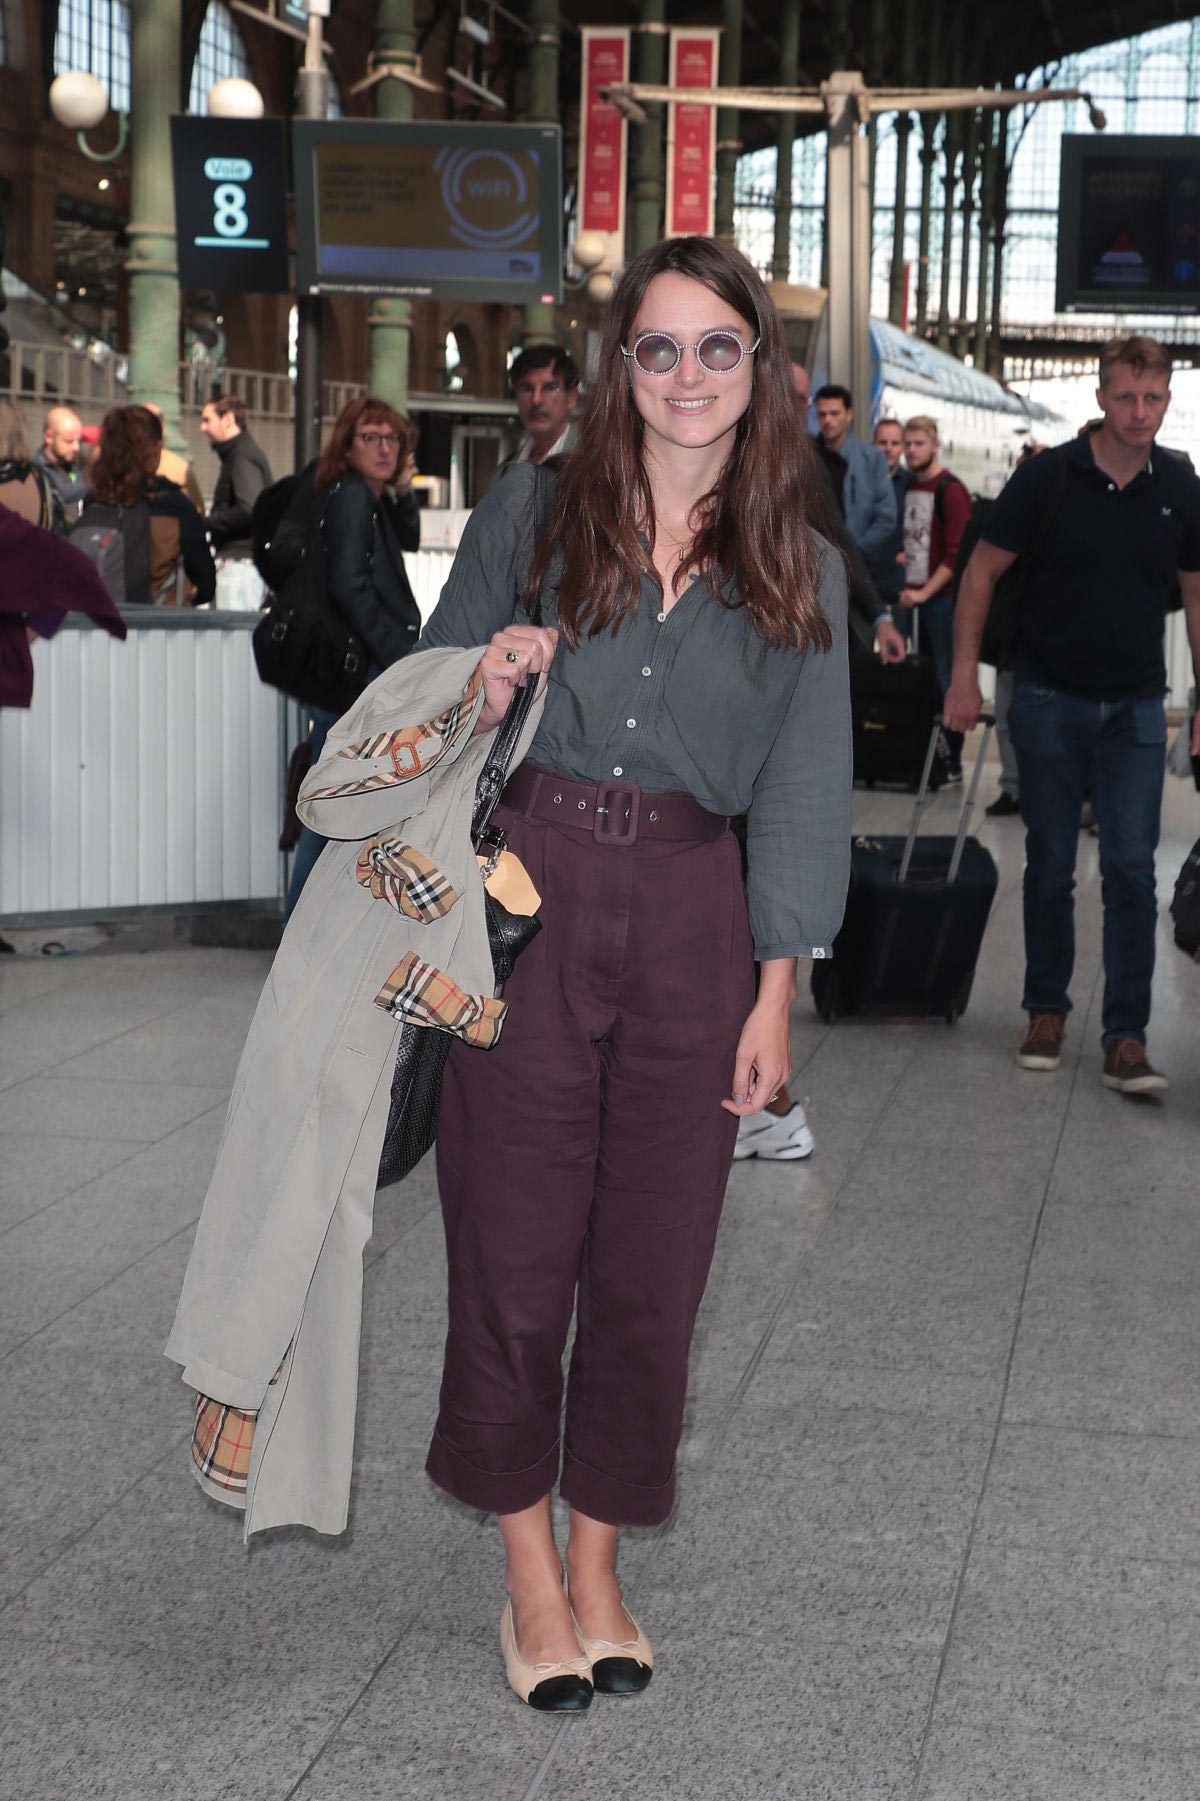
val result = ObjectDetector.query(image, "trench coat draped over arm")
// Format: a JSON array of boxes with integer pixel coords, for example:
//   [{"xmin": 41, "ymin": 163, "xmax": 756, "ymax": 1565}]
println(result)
[{"xmin": 164, "ymin": 645, "xmax": 546, "ymax": 1538}]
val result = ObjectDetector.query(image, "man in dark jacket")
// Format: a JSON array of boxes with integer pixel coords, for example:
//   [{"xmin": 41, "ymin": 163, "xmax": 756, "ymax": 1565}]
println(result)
[
  {"xmin": 200, "ymin": 395, "xmax": 273, "ymax": 557},
  {"xmin": 33, "ymin": 406, "xmax": 87, "ymax": 530},
  {"xmin": 872, "ymin": 418, "xmax": 911, "ymax": 627}
]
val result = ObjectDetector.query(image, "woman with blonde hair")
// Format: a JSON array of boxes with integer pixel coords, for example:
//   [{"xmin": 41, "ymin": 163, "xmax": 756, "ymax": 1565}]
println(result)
[{"xmin": 420, "ymin": 234, "xmax": 851, "ymax": 1709}]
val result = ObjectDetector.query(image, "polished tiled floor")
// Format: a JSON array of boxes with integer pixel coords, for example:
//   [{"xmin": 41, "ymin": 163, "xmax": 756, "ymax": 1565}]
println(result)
[{"xmin": 2, "ymin": 768, "xmax": 1199, "ymax": 1801}]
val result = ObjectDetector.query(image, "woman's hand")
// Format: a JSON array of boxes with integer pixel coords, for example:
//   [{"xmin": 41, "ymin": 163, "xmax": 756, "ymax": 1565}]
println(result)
[
  {"xmin": 722, "ymin": 959, "xmax": 796, "ymax": 1117},
  {"xmin": 475, "ymin": 624, "xmax": 559, "ymax": 733}
]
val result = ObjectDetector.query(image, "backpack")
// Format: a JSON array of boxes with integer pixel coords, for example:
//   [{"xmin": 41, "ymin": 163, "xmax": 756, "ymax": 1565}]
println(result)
[
  {"xmin": 251, "ymin": 481, "xmax": 370, "ymax": 715},
  {"xmin": 978, "ymin": 448, "xmax": 1071, "ymax": 671},
  {"xmin": 252, "ymin": 460, "xmax": 319, "ymax": 590},
  {"xmin": 1170, "ymin": 837, "xmax": 1200, "ymax": 958},
  {"xmin": 68, "ymin": 500, "xmax": 150, "ymax": 606}
]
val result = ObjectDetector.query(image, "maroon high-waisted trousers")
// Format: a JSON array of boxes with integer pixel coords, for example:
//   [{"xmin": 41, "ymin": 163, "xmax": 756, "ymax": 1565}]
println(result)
[{"xmin": 426, "ymin": 780, "xmax": 755, "ymax": 1527}]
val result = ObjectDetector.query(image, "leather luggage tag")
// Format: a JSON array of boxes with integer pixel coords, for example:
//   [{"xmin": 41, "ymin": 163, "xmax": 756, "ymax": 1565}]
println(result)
[{"xmin": 477, "ymin": 849, "xmax": 542, "ymax": 917}]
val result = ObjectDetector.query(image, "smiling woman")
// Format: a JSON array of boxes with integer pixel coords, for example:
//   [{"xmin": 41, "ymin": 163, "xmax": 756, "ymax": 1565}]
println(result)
[{"xmin": 417, "ymin": 234, "xmax": 852, "ymax": 1713}]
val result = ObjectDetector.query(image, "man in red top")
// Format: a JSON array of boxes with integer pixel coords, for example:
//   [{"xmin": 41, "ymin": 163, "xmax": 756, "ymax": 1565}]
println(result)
[{"xmin": 898, "ymin": 414, "xmax": 973, "ymax": 780}]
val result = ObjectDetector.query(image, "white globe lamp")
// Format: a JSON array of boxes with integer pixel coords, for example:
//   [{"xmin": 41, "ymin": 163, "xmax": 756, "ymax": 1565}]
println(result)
[
  {"xmin": 207, "ymin": 77, "xmax": 266, "ymax": 118},
  {"xmin": 573, "ymin": 230, "xmax": 608, "ymax": 273},
  {"xmin": 586, "ymin": 271, "xmax": 614, "ymax": 304},
  {"xmin": 49, "ymin": 71, "xmax": 110, "ymax": 131}
]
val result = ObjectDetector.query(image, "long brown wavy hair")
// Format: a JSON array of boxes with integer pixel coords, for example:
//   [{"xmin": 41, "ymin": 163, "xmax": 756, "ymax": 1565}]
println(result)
[
  {"xmin": 90, "ymin": 405, "xmax": 161, "ymax": 506},
  {"xmin": 527, "ymin": 236, "xmax": 832, "ymax": 654},
  {"xmin": 315, "ymin": 395, "xmax": 416, "ymax": 491}
]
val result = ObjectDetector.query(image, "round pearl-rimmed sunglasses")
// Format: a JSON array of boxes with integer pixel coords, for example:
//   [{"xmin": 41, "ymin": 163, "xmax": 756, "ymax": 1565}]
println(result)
[{"xmin": 621, "ymin": 329, "xmax": 760, "ymax": 377}]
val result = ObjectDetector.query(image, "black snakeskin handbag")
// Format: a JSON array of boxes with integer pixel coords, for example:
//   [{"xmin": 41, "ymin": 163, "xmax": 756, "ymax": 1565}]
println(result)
[{"xmin": 375, "ymin": 468, "xmax": 554, "ymax": 1188}]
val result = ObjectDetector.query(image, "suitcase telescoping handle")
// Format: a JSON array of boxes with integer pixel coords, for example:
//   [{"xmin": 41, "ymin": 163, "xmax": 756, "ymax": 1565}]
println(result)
[{"xmin": 896, "ymin": 713, "xmax": 996, "ymax": 887}]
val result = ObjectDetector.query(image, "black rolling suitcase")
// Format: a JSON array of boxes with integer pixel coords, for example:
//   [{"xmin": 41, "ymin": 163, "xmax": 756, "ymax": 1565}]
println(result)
[
  {"xmin": 850, "ymin": 613, "xmax": 948, "ymax": 792},
  {"xmin": 813, "ymin": 717, "xmax": 998, "ymax": 1024}
]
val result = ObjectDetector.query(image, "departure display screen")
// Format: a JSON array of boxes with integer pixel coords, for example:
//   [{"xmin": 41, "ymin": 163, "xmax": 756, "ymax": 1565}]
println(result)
[
  {"xmin": 1057, "ymin": 134, "xmax": 1200, "ymax": 312},
  {"xmin": 294, "ymin": 121, "xmax": 563, "ymax": 304}
]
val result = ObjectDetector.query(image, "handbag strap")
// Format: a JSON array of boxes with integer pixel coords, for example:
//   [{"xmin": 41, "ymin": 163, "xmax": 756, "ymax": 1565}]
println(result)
[{"xmin": 470, "ymin": 462, "xmax": 558, "ymax": 842}]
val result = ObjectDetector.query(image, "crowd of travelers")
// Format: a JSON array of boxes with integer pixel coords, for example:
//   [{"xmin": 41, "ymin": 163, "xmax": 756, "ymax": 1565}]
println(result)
[{"xmin": 2, "ymin": 317, "xmax": 1197, "ymax": 1073}]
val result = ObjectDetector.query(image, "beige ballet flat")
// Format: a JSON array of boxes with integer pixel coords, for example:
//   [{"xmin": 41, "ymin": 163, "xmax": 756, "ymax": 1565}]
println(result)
[
  {"xmin": 500, "ymin": 1601, "xmax": 593, "ymax": 1712},
  {"xmin": 571, "ymin": 1608, "xmax": 655, "ymax": 1695}
]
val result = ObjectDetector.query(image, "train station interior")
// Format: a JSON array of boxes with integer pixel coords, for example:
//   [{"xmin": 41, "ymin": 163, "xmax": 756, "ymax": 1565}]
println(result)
[{"xmin": 2, "ymin": 0, "xmax": 1200, "ymax": 1796}]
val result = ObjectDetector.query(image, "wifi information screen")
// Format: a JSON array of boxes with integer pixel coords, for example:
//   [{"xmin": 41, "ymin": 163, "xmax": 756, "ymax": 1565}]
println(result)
[{"xmin": 294, "ymin": 122, "xmax": 563, "ymax": 303}]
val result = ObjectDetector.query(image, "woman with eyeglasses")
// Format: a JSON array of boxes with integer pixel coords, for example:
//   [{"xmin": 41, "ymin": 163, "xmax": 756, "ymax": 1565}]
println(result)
[
  {"xmin": 418, "ymin": 236, "xmax": 851, "ymax": 1710},
  {"xmin": 284, "ymin": 395, "xmax": 423, "ymax": 917}
]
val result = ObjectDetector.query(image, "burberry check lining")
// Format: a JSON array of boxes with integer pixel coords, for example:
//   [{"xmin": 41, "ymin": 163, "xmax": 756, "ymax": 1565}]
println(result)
[
  {"xmin": 356, "ymin": 838, "xmax": 461, "ymax": 922},
  {"xmin": 314, "ymin": 665, "xmax": 508, "ymax": 1039},
  {"xmin": 376, "ymin": 950, "xmax": 507, "ymax": 1048},
  {"xmin": 307, "ymin": 666, "xmax": 483, "ymax": 801},
  {"xmin": 192, "ymin": 1394, "xmax": 256, "ymax": 1493}
]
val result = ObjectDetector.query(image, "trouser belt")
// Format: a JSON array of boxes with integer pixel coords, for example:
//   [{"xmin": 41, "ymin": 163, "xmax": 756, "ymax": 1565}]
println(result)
[{"xmin": 501, "ymin": 763, "xmax": 729, "ymax": 848}]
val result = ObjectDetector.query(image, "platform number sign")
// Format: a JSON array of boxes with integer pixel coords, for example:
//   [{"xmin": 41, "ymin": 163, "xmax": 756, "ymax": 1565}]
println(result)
[{"xmin": 171, "ymin": 115, "xmax": 290, "ymax": 294}]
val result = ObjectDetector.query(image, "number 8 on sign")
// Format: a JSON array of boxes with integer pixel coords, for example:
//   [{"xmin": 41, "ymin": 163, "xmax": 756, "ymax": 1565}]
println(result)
[{"xmin": 213, "ymin": 184, "xmax": 249, "ymax": 239}]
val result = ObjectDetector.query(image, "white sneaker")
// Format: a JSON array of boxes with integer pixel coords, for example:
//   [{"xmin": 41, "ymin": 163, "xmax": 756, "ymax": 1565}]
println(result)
[{"xmin": 732, "ymin": 1102, "xmax": 815, "ymax": 1162}]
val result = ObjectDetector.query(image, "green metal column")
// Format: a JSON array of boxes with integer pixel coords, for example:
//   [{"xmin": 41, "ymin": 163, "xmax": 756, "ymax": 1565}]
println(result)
[
  {"xmin": 954, "ymin": 107, "xmax": 978, "ymax": 354},
  {"xmin": 369, "ymin": 0, "xmax": 414, "ymax": 409},
  {"xmin": 126, "ymin": 0, "xmax": 182, "ymax": 448},
  {"xmin": 934, "ymin": 6, "xmax": 963, "ymax": 351},
  {"xmin": 771, "ymin": 0, "xmax": 801, "ymax": 280},
  {"xmin": 714, "ymin": 0, "xmax": 742, "ymax": 241},
  {"xmin": 887, "ymin": 0, "xmax": 916, "ymax": 324},
  {"xmin": 522, "ymin": 0, "xmax": 560, "ymax": 346},
  {"xmin": 987, "ymin": 107, "xmax": 1010, "ymax": 379},
  {"xmin": 914, "ymin": 119, "xmax": 936, "ymax": 332},
  {"xmin": 630, "ymin": 0, "xmax": 666, "ymax": 255},
  {"xmin": 912, "ymin": 0, "xmax": 942, "ymax": 334},
  {"xmin": 934, "ymin": 115, "xmax": 958, "ymax": 351},
  {"xmin": 973, "ymin": 108, "xmax": 997, "ymax": 368}
]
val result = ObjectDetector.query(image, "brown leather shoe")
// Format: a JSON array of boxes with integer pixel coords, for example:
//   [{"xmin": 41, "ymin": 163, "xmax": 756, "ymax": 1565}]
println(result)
[
  {"xmin": 1102, "ymin": 1038, "xmax": 1169, "ymax": 1095},
  {"xmin": 1015, "ymin": 1012, "xmax": 1066, "ymax": 1071}
]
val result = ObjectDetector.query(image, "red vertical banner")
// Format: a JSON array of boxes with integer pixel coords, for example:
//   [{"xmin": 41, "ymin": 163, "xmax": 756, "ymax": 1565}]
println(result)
[
  {"xmin": 666, "ymin": 28, "xmax": 720, "ymax": 239},
  {"xmin": 578, "ymin": 27, "xmax": 631, "ymax": 272}
]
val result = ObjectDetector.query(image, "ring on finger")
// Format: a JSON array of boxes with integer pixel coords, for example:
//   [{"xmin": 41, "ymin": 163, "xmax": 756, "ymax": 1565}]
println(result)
[{"xmin": 505, "ymin": 650, "xmax": 519, "ymax": 664}]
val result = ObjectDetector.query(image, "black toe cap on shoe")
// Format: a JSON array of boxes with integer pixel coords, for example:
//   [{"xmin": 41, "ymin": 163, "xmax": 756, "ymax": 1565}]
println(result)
[
  {"xmin": 591, "ymin": 1656, "xmax": 654, "ymax": 1695},
  {"xmin": 527, "ymin": 1674, "xmax": 594, "ymax": 1712}
]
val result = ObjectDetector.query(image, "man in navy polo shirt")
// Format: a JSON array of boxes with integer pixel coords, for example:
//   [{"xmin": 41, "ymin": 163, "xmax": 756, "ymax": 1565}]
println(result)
[{"xmin": 945, "ymin": 334, "xmax": 1200, "ymax": 1095}]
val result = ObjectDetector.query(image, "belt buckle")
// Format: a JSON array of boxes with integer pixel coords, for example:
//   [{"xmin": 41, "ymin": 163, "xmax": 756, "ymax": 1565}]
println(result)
[{"xmin": 593, "ymin": 780, "xmax": 639, "ymax": 846}]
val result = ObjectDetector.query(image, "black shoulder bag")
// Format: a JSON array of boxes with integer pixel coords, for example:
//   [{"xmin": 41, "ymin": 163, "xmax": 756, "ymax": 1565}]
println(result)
[
  {"xmin": 979, "ymin": 448, "xmax": 1070, "ymax": 671},
  {"xmin": 376, "ymin": 465, "xmax": 555, "ymax": 1187},
  {"xmin": 252, "ymin": 483, "xmax": 370, "ymax": 715}
]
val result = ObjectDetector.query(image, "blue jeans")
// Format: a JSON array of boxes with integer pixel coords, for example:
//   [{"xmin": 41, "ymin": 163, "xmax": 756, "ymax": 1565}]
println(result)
[
  {"xmin": 918, "ymin": 590, "xmax": 963, "ymax": 770},
  {"xmin": 283, "ymin": 705, "xmax": 339, "ymax": 922},
  {"xmin": 1008, "ymin": 679, "xmax": 1166, "ymax": 1046}
]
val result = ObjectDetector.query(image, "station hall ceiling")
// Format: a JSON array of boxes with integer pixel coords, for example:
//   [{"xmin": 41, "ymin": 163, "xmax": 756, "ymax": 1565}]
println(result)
[{"xmin": 546, "ymin": 0, "xmax": 1190, "ymax": 155}]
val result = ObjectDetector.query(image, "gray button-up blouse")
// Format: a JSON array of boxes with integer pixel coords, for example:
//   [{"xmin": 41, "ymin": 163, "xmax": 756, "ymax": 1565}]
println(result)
[{"xmin": 419, "ymin": 462, "xmax": 852, "ymax": 961}]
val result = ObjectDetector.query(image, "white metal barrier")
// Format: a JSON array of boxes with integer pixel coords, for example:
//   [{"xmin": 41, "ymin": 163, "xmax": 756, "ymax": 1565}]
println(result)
[
  {"xmin": 0, "ymin": 612, "xmax": 287, "ymax": 919},
  {"xmin": 2, "ymin": 566, "xmax": 1192, "ymax": 924}
]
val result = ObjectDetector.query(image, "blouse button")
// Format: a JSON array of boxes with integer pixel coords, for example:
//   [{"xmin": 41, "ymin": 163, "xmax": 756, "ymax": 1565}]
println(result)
[
  {"xmin": 656, "ymin": 610, "xmax": 666, "ymax": 622},
  {"xmin": 612, "ymin": 765, "xmax": 623, "ymax": 776},
  {"xmin": 641, "ymin": 666, "xmax": 652, "ymax": 677},
  {"xmin": 626, "ymin": 718, "xmax": 636, "ymax": 728}
]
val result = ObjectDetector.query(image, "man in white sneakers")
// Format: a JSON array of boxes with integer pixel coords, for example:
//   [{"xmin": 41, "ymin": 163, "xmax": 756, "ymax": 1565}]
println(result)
[{"xmin": 733, "ymin": 1096, "xmax": 814, "ymax": 1162}]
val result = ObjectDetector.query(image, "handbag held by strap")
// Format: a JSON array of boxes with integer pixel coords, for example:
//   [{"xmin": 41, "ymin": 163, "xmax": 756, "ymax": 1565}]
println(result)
[{"xmin": 375, "ymin": 465, "xmax": 555, "ymax": 1187}]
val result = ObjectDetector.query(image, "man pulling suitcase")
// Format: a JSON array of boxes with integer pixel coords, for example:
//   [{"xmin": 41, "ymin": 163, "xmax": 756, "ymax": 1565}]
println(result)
[{"xmin": 944, "ymin": 332, "xmax": 1200, "ymax": 1095}]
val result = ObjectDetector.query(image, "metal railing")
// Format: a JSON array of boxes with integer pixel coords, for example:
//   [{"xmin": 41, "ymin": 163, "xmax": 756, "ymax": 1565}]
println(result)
[{"xmin": 0, "ymin": 339, "xmax": 366, "ymax": 422}]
